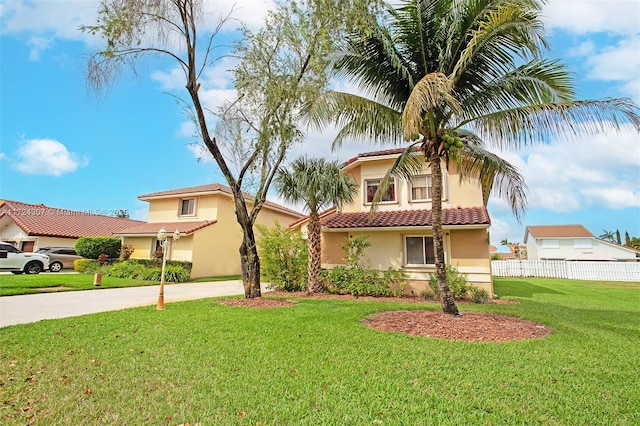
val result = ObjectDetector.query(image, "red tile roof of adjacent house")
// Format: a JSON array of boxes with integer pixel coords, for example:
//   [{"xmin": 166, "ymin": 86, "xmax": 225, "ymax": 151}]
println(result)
[
  {"xmin": 138, "ymin": 183, "xmax": 302, "ymax": 217},
  {"xmin": 320, "ymin": 206, "xmax": 490, "ymax": 229},
  {"xmin": 525, "ymin": 224, "xmax": 594, "ymax": 240},
  {"xmin": 0, "ymin": 200, "xmax": 145, "ymax": 238},
  {"xmin": 287, "ymin": 207, "xmax": 337, "ymax": 229},
  {"xmin": 113, "ymin": 220, "xmax": 217, "ymax": 236}
]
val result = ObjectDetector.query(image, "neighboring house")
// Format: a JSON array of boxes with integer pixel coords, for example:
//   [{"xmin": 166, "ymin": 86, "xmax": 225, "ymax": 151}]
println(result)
[
  {"xmin": 523, "ymin": 224, "xmax": 639, "ymax": 262},
  {"xmin": 289, "ymin": 148, "xmax": 493, "ymax": 295},
  {"xmin": 114, "ymin": 183, "xmax": 303, "ymax": 278},
  {"xmin": 0, "ymin": 199, "xmax": 144, "ymax": 252}
]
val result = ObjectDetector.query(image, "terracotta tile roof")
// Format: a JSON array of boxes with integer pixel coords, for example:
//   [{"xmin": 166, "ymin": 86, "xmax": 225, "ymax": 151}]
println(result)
[
  {"xmin": 320, "ymin": 207, "xmax": 490, "ymax": 229},
  {"xmin": 138, "ymin": 183, "xmax": 302, "ymax": 217},
  {"xmin": 0, "ymin": 200, "xmax": 145, "ymax": 238},
  {"xmin": 343, "ymin": 148, "xmax": 410, "ymax": 167},
  {"xmin": 288, "ymin": 207, "xmax": 337, "ymax": 229},
  {"xmin": 525, "ymin": 224, "xmax": 594, "ymax": 240},
  {"xmin": 114, "ymin": 220, "xmax": 217, "ymax": 236}
]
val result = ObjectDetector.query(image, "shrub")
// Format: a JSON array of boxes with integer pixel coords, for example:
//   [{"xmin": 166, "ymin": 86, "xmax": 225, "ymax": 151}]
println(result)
[
  {"xmin": 256, "ymin": 223, "xmax": 308, "ymax": 292},
  {"xmin": 119, "ymin": 244, "xmax": 135, "ymax": 261},
  {"xmin": 470, "ymin": 287, "xmax": 491, "ymax": 304},
  {"xmin": 74, "ymin": 259, "xmax": 101, "ymax": 273},
  {"xmin": 429, "ymin": 266, "xmax": 470, "ymax": 300},
  {"xmin": 97, "ymin": 253, "xmax": 110, "ymax": 265},
  {"xmin": 126, "ymin": 258, "xmax": 192, "ymax": 272},
  {"xmin": 139, "ymin": 265, "xmax": 191, "ymax": 283},
  {"xmin": 320, "ymin": 235, "xmax": 407, "ymax": 297},
  {"xmin": 75, "ymin": 237, "xmax": 121, "ymax": 259},
  {"xmin": 104, "ymin": 261, "xmax": 148, "ymax": 279}
]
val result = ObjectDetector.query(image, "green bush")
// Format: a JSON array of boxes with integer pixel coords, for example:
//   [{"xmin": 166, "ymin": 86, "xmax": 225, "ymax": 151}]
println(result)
[
  {"xmin": 429, "ymin": 265, "xmax": 469, "ymax": 300},
  {"xmin": 256, "ymin": 222, "xmax": 308, "ymax": 292},
  {"xmin": 73, "ymin": 258, "xmax": 102, "ymax": 273},
  {"xmin": 75, "ymin": 237, "xmax": 121, "ymax": 260},
  {"xmin": 105, "ymin": 261, "xmax": 147, "ymax": 279},
  {"xmin": 96, "ymin": 260, "xmax": 191, "ymax": 282},
  {"xmin": 139, "ymin": 265, "xmax": 191, "ymax": 283},
  {"xmin": 470, "ymin": 286, "xmax": 491, "ymax": 304},
  {"xmin": 126, "ymin": 258, "xmax": 192, "ymax": 272},
  {"xmin": 319, "ymin": 235, "xmax": 407, "ymax": 297}
]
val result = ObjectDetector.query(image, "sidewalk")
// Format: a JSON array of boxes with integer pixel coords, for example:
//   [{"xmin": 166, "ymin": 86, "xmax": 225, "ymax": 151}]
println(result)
[{"xmin": 0, "ymin": 281, "xmax": 257, "ymax": 328}]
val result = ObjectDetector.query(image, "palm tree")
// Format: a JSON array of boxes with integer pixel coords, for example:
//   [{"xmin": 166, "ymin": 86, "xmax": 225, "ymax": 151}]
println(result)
[
  {"xmin": 275, "ymin": 156, "xmax": 358, "ymax": 293},
  {"xmin": 599, "ymin": 230, "xmax": 615, "ymax": 242},
  {"xmin": 306, "ymin": 0, "xmax": 640, "ymax": 315}
]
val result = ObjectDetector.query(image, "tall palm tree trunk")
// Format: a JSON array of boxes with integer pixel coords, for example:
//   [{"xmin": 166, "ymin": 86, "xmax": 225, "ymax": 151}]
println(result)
[
  {"xmin": 307, "ymin": 211, "xmax": 323, "ymax": 293},
  {"xmin": 429, "ymin": 146, "xmax": 460, "ymax": 316}
]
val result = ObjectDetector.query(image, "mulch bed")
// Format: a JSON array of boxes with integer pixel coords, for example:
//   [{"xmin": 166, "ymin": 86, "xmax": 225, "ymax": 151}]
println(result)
[{"xmin": 218, "ymin": 292, "xmax": 552, "ymax": 342}]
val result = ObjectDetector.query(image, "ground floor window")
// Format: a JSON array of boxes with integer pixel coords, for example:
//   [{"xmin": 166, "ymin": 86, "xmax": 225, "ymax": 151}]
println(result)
[{"xmin": 405, "ymin": 236, "xmax": 435, "ymax": 265}]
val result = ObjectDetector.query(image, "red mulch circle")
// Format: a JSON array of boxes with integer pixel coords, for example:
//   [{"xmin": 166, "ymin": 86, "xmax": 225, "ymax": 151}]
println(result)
[{"xmin": 218, "ymin": 293, "xmax": 552, "ymax": 342}]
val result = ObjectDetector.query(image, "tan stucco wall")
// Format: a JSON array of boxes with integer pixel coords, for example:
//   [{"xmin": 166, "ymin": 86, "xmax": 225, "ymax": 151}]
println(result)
[
  {"xmin": 320, "ymin": 227, "xmax": 493, "ymax": 296},
  {"xmin": 449, "ymin": 228, "xmax": 493, "ymax": 295},
  {"xmin": 35, "ymin": 237, "xmax": 79, "ymax": 250},
  {"xmin": 123, "ymin": 237, "xmax": 154, "ymax": 259},
  {"xmin": 342, "ymin": 157, "xmax": 484, "ymax": 213},
  {"xmin": 321, "ymin": 232, "xmax": 349, "ymax": 264},
  {"xmin": 188, "ymin": 196, "xmax": 301, "ymax": 278},
  {"xmin": 147, "ymin": 196, "xmax": 222, "ymax": 222}
]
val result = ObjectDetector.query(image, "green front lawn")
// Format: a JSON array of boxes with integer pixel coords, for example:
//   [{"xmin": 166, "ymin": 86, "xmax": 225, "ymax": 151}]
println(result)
[
  {"xmin": 1, "ymin": 277, "xmax": 639, "ymax": 425},
  {"xmin": 0, "ymin": 274, "xmax": 243, "ymax": 296},
  {"xmin": 0, "ymin": 273, "xmax": 158, "ymax": 296}
]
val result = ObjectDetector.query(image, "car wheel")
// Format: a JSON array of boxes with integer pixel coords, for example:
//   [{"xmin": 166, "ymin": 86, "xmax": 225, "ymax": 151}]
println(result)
[
  {"xmin": 11, "ymin": 271, "xmax": 24, "ymax": 275},
  {"xmin": 24, "ymin": 261, "xmax": 43, "ymax": 274},
  {"xmin": 49, "ymin": 261, "xmax": 63, "ymax": 272}
]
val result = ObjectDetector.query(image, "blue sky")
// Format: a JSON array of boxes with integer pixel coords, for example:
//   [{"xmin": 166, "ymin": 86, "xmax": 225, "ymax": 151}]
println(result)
[{"xmin": 1, "ymin": 0, "xmax": 639, "ymax": 250}]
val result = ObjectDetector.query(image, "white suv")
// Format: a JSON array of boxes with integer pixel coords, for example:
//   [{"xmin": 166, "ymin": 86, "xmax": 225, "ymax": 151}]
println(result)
[{"xmin": 0, "ymin": 242, "xmax": 50, "ymax": 274}]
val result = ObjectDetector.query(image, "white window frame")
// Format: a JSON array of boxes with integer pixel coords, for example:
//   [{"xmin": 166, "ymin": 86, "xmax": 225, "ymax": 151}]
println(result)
[
  {"xmin": 573, "ymin": 238, "xmax": 592, "ymax": 249},
  {"xmin": 179, "ymin": 198, "xmax": 196, "ymax": 217},
  {"xmin": 364, "ymin": 178, "xmax": 397, "ymax": 205},
  {"xmin": 541, "ymin": 239, "xmax": 559, "ymax": 249},
  {"xmin": 409, "ymin": 174, "xmax": 447, "ymax": 202},
  {"xmin": 404, "ymin": 235, "xmax": 436, "ymax": 266}
]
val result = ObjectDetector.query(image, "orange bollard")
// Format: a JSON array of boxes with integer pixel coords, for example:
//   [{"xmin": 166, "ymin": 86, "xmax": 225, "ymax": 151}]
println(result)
[{"xmin": 93, "ymin": 273, "xmax": 102, "ymax": 286}]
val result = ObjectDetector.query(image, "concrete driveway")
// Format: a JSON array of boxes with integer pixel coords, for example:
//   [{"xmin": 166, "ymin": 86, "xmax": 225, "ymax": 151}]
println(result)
[{"xmin": 0, "ymin": 281, "xmax": 258, "ymax": 328}]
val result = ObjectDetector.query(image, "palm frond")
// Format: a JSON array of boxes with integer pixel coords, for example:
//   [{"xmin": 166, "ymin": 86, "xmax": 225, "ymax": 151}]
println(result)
[
  {"xmin": 455, "ymin": 138, "xmax": 528, "ymax": 222},
  {"xmin": 302, "ymin": 91, "xmax": 404, "ymax": 148},
  {"xmin": 402, "ymin": 72, "xmax": 461, "ymax": 138},
  {"xmin": 469, "ymin": 98, "xmax": 640, "ymax": 148}
]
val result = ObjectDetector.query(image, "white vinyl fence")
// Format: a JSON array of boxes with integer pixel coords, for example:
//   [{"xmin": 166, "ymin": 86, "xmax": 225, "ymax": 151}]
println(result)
[{"xmin": 491, "ymin": 260, "xmax": 640, "ymax": 282}]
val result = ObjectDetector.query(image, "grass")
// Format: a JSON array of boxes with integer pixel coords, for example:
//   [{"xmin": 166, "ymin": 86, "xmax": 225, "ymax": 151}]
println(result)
[
  {"xmin": 0, "ymin": 274, "xmax": 158, "ymax": 296},
  {"xmin": 1, "ymin": 277, "xmax": 639, "ymax": 425},
  {"xmin": 0, "ymin": 274, "xmax": 242, "ymax": 296}
]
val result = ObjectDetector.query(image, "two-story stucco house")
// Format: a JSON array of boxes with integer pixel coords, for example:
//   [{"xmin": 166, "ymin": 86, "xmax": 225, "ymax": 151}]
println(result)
[
  {"xmin": 290, "ymin": 148, "xmax": 493, "ymax": 295},
  {"xmin": 524, "ymin": 224, "xmax": 639, "ymax": 261},
  {"xmin": 114, "ymin": 183, "xmax": 303, "ymax": 278}
]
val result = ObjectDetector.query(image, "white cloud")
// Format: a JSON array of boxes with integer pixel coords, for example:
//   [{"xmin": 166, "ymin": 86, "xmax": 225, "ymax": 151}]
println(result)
[
  {"xmin": 12, "ymin": 138, "xmax": 89, "ymax": 176},
  {"xmin": 1, "ymin": 0, "xmax": 272, "ymax": 51},
  {"xmin": 488, "ymin": 126, "xmax": 640, "ymax": 213},
  {"xmin": 568, "ymin": 40, "xmax": 595, "ymax": 57},
  {"xmin": 542, "ymin": 1, "xmax": 640, "ymax": 36},
  {"xmin": 0, "ymin": 152, "xmax": 6, "ymax": 161},
  {"xmin": 27, "ymin": 35, "xmax": 53, "ymax": 60},
  {"xmin": 585, "ymin": 36, "xmax": 640, "ymax": 83}
]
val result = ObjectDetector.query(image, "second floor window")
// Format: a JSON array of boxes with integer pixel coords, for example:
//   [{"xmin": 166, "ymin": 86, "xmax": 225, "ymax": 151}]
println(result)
[
  {"xmin": 180, "ymin": 198, "xmax": 195, "ymax": 216},
  {"xmin": 365, "ymin": 179, "xmax": 396, "ymax": 203},
  {"xmin": 410, "ymin": 174, "xmax": 447, "ymax": 201}
]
